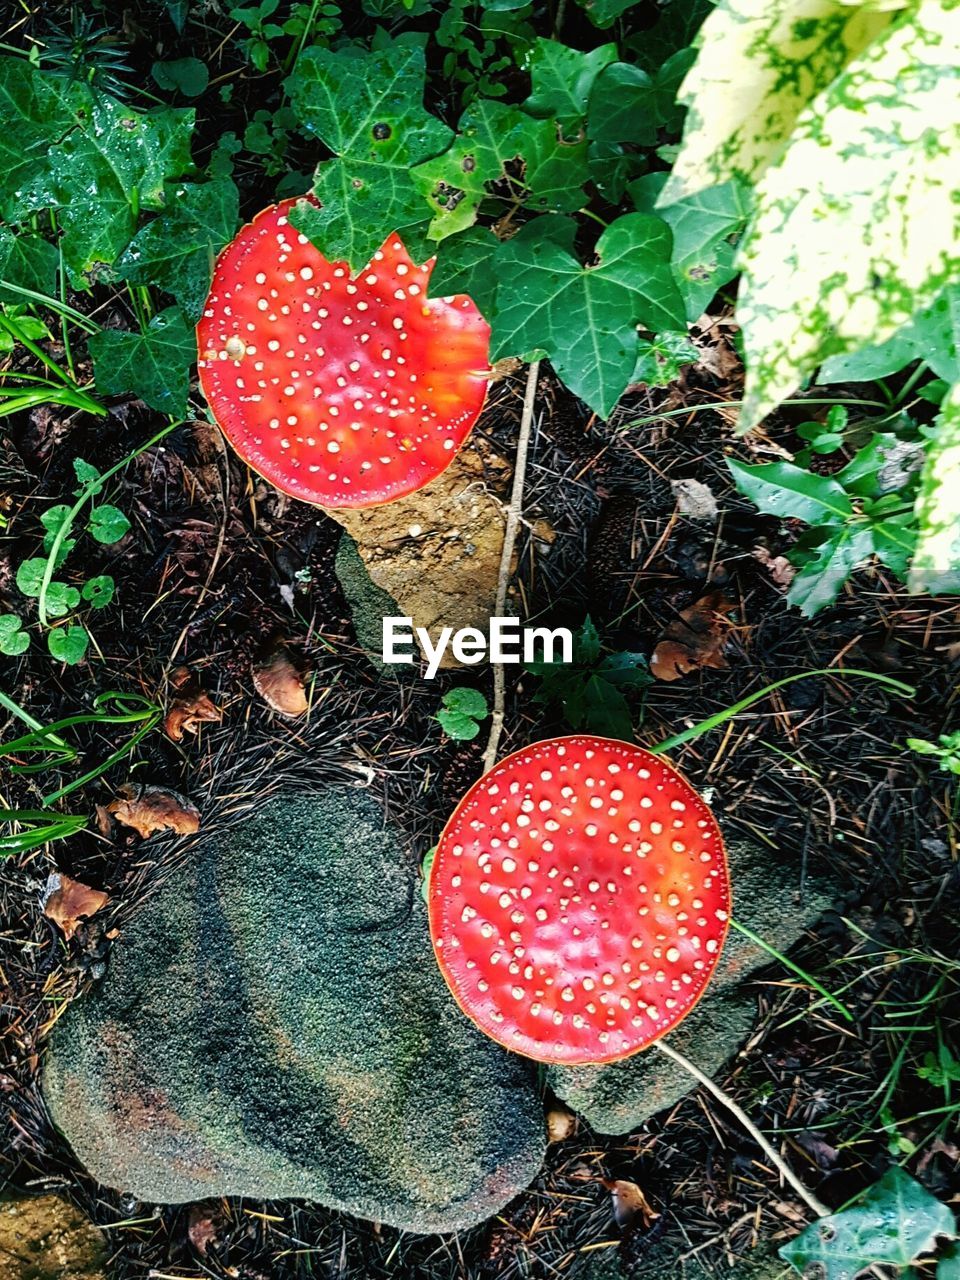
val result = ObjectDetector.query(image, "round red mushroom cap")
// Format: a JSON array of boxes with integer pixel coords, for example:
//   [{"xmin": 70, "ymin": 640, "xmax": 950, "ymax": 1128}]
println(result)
[
  {"xmin": 197, "ymin": 199, "xmax": 490, "ymax": 508},
  {"xmin": 428, "ymin": 736, "xmax": 730, "ymax": 1066}
]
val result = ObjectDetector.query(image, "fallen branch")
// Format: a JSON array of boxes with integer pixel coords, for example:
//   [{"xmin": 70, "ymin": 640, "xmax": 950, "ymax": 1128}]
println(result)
[{"xmin": 481, "ymin": 359, "xmax": 540, "ymax": 775}]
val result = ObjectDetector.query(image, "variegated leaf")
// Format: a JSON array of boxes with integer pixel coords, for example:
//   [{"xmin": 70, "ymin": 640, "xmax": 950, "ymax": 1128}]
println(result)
[
  {"xmin": 738, "ymin": 0, "xmax": 960, "ymax": 430},
  {"xmin": 909, "ymin": 380, "xmax": 960, "ymax": 595},
  {"xmin": 661, "ymin": 0, "xmax": 898, "ymax": 203}
]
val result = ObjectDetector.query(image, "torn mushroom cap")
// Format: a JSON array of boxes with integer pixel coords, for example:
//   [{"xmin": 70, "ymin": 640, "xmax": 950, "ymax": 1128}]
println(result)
[
  {"xmin": 197, "ymin": 198, "xmax": 491, "ymax": 509},
  {"xmin": 428, "ymin": 735, "xmax": 730, "ymax": 1066}
]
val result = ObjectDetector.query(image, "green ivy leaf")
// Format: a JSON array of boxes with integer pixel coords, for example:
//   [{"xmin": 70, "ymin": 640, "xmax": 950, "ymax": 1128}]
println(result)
[
  {"xmin": 116, "ymin": 178, "xmax": 239, "ymax": 320},
  {"xmin": 0, "ymin": 227, "xmax": 58, "ymax": 304},
  {"xmin": 89, "ymin": 306, "xmax": 194, "ymax": 415},
  {"xmin": 490, "ymin": 214, "xmax": 686, "ymax": 417},
  {"xmin": 81, "ymin": 575, "xmax": 116, "ymax": 609},
  {"xmin": 286, "ymin": 45, "xmax": 453, "ymax": 269},
  {"xmin": 587, "ymin": 63, "xmax": 658, "ymax": 149},
  {"xmin": 0, "ymin": 614, "xmax": 29, "ymax": 656},
  {"xmin": 737, "ymin": 3, "xmax": 960, "ymax": 428},
  {"xmin": 632, "ymin": 173, "xmax": 750, "ymax": 320},
  {"xmin": 727, "ymin": 459, "xmax": 853, "ymax": 524},
  {"xmin": 442, "ymin": 687, "xmax": 489, "ymax": 720},
  {"xmin": 523, "ymin": 38, "xmax": 617, "ymax": 130},
  {"xmin": 632, "ymin": 331, "xmax": 699, "ymax": 387},
  {"xmin": 429, "ymin": 227, "xmax": 500, "ymax": 313},
  {"xmin": 88, "ymin": 505, "xmax": 130, "ymax": 545},
  {"xmin": 412, "ymin": 99, "xmax": 589, "ymax": 240},
  {"xmin": 47, "ymin": 624, "xmax": 89, "ymax": 665},
  {"xmin": 46, "ymin": 97, "xmax": 195, "ymax": 284},
  {"xmin": 627, "ymin": 0, "xmax": 712, "ymax": 75},
  {"xmin": 910, "ymin": 381, "xmax": 960, "ymax": 596},
  {"xmin": 0, "ymin": 57, "xmax": 89, "ymax": 223},
  {"xmin": 780, "ymin": 1167, "xmax": 956, "ymax": 1280},
  {"xmin": 574, "ymin": 0, "xmax": 643, "ymax": 29}
]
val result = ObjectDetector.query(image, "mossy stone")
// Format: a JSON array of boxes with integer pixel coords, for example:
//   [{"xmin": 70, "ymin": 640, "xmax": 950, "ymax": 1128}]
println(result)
[
  {"xmin": 334, "ymin": 533, "xmax": 403, "ymax": 672},
  {"xmin": 43, "ymin": 788, "xmax": 544, "ymax": 1234}
]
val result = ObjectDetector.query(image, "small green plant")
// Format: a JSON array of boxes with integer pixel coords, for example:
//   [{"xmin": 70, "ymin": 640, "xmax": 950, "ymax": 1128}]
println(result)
[
  {"xmin": 908, "ymin": 731, "xmax": 960, "ymax": 776},
  {"xmin": 780, "ymin": 1166, "xmax": 956, "ymax": 1280},
  {"xmin": 7, "ymin": 425, "xmax": 177, "ymax": 665},
  {"xmin": 0, "ymin": 690, "xmax": 162, "ymax": 803},
  {"xmin": 12, "ymin": 457, "xmax": 129, "ymax": 664},
  {"xmin": 419, "ymin": 843, "xmax": 437, "ymax": 902},
  {"xmin": 728, "ymin": 422, "xmax": 924, "ymax": 616},
  {"xmin": 917, "ymin": 1046, "xmax": 960, "ymax": 1088},
  {"xmin": 526, "ymin": 616, "xmax": 651, "ymax": 741},
  {"xmin": 0, "ymin": 689, "xmax": 162, "ymax": 856},
  {"xmin": 40, "ymin": 9, "xmax": 133, "ymax": 96},
  {"xmin": 229, "ymin": 0, "xmax": 286, "ymax": 71},
  {"xmin": 0, "ymin": 808, "xmax": 88, "ymax": 858},
  {"xmin": 793, "ymin": 404, "xmax": 850, "ymax": 466},
  {"xmin": 436, "ymin": 687, "xmax": 489, "ymax": 742}
]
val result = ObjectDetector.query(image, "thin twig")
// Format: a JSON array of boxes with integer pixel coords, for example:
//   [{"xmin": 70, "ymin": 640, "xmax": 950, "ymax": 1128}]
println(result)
[
  {"xmin": 165, "ymin": 433, "xmax": 230, "ymax": 677},
  {"xmin": 653, "ymin": 1038, "xmax": 830, "ymax": 1220},
  {"xmin": 482, "ymin": 360, "xmax": 540, "ymax": 775}
]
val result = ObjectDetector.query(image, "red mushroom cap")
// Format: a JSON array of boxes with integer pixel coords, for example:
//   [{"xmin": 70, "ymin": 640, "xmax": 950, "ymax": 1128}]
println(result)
[
  {"xmin": 428, "ymin": 736, "xmax": 730, "ymax": 1066},
  {"xmin": 197, "ymin": 199, "xmax": 490, "ymax": 508}
]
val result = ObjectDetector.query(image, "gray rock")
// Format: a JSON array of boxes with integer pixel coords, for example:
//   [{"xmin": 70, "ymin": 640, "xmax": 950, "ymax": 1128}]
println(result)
[
  {"xmin": 549, "ymin": 836, "xmax": 839, "ymax": 1135},
  {"xmin": 335, "ymin": 533, "xmax": 403, "ymax": 672},
  {"xmin": 44, "ymin": 789, "xmax": 544, "ymax": 1234}
]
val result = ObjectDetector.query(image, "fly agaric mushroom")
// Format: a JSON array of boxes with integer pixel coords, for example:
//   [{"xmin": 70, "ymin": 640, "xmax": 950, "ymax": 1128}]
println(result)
[
  {"xmin": 428, "ymin": 735, "xmax": 729, "ymax": 1066},
  {"xmin": 197, "ymin": 199, "xmax": 490, "ymax": 508}
]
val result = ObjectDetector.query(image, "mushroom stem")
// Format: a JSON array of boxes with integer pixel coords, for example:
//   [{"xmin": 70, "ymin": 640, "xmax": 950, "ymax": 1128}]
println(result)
[
  {"xmin": 482, "ymin": 359, "xmax": 541, "ymax": 775},
  {"xmin": 652, "ymin": 1039, "xmax": 830, "ymax": 1219}
]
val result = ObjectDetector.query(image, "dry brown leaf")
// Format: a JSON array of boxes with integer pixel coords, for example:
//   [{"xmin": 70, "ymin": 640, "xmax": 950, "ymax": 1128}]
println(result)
[
  {"xmin": 602, "ymin": 1179, "xmax": 660, "ymax": 1231},
  {"xmin": 164, "ymin": 666, "xmax": 221, "ymax": 743},
  {"xmin": 44, "ymin": 874, "xmax": 110, "ymax": 940},
  {"xmin": 252, "ymin": 644, "xmax": 309, "ymax": 717},
  {"xmin": 546, "ymin": 1108, "xmax": 576, "ymax": 1144},
  {"xmin": 650, "ymin": 590, "xmax": 736, "ymax": 682},
  {"xmin": 670, "ymin": 477, "xmax": 718, "ymax": 522},
  {"xmin": 187, "ymin": 1205, "xmax": 220, "ymax": 1257},
  {"xmin": 752, "ymin": 545, "xmax": 796, "ymax": 588},
  {"xmin": 107, "ymin": 784, "xmax": 200, "ymax": 840}
]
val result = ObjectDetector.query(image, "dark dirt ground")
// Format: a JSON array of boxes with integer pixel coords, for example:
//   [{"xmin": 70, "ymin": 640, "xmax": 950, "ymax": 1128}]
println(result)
[{"xmin": 2, "ymin": 339, "xmax": 960, "ymax": 1279}]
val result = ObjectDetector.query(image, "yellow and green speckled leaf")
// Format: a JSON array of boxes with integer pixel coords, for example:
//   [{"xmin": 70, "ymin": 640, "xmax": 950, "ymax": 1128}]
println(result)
[
  {"xmin": 738, "ymin": 0, "xmax": 960, "ymax": 431},
  {"xmin": 661, "ymin": 0, "xmax": 898, "ymax": 203},
  {"xmin": 909, "ymin": 381, "xmax": 960, "ymax": 595}
]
